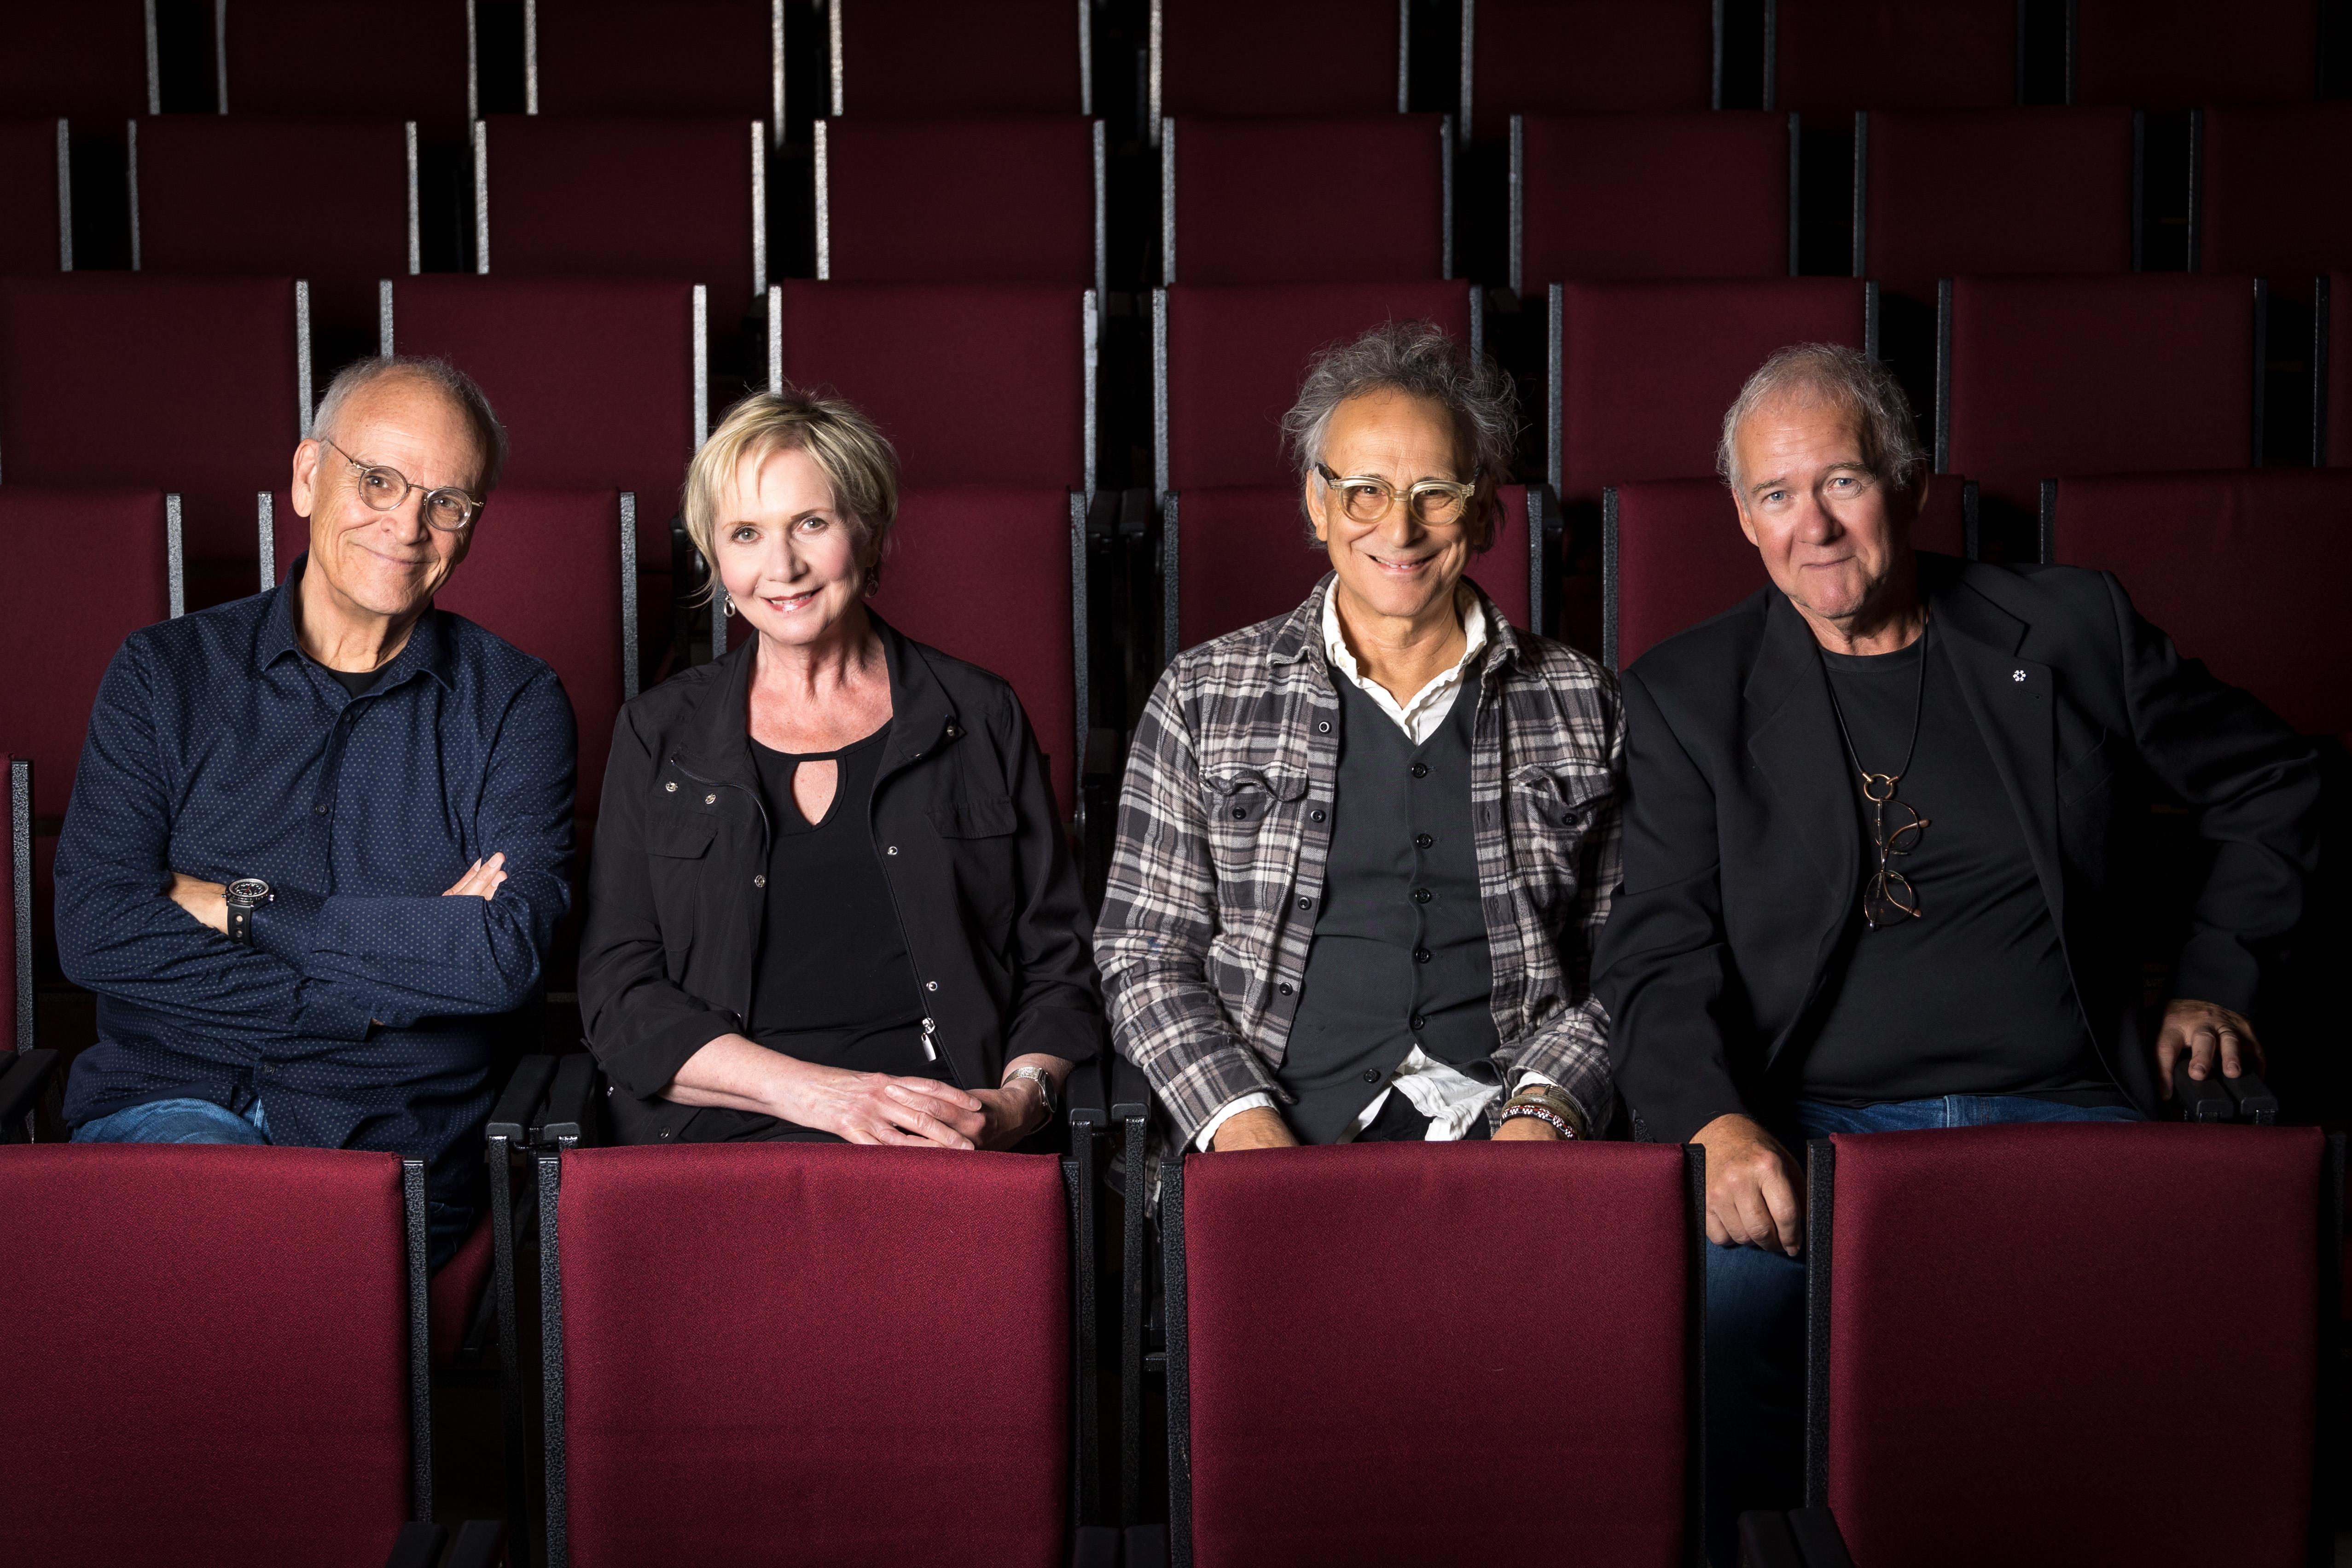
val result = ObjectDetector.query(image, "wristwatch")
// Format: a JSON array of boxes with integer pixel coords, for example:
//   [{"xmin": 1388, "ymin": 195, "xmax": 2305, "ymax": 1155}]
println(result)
[
  {"xmin": 1002, "ymin": 1065, "xmax": 1058, "ymax": 1125},
  {"xmin": 223, "ymin": 878, "xmax": 273, "ymax": 947}
]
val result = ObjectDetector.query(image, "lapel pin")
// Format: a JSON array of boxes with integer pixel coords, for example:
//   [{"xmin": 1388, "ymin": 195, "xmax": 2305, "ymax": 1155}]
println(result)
[{"xmin": 2012, "ymin": 669, "xmax": 2027, "ymax": 682}]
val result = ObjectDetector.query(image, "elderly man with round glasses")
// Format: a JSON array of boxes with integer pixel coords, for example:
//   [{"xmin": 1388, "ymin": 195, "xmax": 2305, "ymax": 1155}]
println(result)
[
  {"xmin": 53, "ymin": 355, "xmax": 576, "ymax": 1271},
  {"xmin": 1097, "ymin": 320, "xmax": 1624, "ymax": 1155}
]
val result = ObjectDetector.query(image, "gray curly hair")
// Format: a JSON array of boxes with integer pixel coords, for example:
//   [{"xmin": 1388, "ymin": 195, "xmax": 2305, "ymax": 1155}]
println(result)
[
  {"xmin": 1280, "ymin": 320, "xmax": 1519, "ymax": 551},
  {"xmin": 1717, "ymin": 343, "xmax": 1925, "ymax": 499}
]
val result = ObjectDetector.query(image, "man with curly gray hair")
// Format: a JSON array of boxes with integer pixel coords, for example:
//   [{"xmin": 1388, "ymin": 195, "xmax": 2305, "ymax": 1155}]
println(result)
[{"xmin": 1097, "ymin": 320, "xmax": 1624, "ymax": 1155}]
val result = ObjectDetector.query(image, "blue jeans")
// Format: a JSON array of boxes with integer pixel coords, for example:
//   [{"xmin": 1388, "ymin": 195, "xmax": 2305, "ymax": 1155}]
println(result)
[
  {"xmin": 74, "ymin": 1097, "xmax": 476, "ymax": 1271},
  {"xmin": 1701, "ymin": 1094, "xmax": 2144, "ymax": 1568}
]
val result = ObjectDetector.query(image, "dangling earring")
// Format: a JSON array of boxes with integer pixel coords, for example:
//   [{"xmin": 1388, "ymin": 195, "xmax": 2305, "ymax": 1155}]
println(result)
[{"xmin": 720, "ymin": 591, "xmax": 735, "ymax": 618}]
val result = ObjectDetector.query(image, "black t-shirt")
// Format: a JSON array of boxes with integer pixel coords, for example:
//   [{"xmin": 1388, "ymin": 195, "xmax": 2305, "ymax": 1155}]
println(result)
[
  {"xmin": 1799, "ymin": 632, "xmax": 2122, "ymax": 1105},
  {"xmin": 325, "ymin": 664, "xmax": 388, "ymax": 698}
]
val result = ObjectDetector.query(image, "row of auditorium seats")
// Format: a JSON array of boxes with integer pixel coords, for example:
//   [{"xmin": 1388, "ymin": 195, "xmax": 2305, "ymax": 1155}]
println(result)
[{"xmin": 0, "ymin": 1040, "xmax": 2335, "ymax": 1565}]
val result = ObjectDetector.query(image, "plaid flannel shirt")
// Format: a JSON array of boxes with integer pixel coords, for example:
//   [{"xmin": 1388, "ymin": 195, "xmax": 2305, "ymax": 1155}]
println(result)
[{"xmin": 1097, "ymin": 575, "xmax": 1625, "ymax": 1149}]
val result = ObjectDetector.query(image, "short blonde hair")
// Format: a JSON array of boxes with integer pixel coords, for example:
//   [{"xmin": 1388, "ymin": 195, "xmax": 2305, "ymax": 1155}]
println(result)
[{"xmin": 680, "ymin": 388, "xmax": 900, "ymax": 598}]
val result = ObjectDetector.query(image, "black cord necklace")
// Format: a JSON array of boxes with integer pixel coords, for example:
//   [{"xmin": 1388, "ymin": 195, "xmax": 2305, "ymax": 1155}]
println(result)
[{"xmin": 1820, "ymin": 614, "xmax": 1933, "ymax": 930}]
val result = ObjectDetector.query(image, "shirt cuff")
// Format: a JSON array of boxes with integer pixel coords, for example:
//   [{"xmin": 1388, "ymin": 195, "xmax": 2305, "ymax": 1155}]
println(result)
[
  {"xmin": 250, "ymin": 883, "xmax": 329, "ymax": 972},
  {"xmin": 1195, "ymin": 1092, "xmax": 1278, "ymax": 1151}
]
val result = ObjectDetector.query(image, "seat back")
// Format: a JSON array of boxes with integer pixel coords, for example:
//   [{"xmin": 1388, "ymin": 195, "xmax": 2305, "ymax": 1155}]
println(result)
[
  {"xmin": 1551, "ymin": 277, "xmax": 1869, "ymax": 506},
  {"xmin": 1770, "ymin": 0, "xmax": 2017, "ymax": 115},
  {"xmin": 0, "ymin": 117, "xmax": 66, "ymax": 274},
  {"xmin": 1167, "ymin": 483, "xmax": 1536, "ymax": 657},
  {"xmin": 831, "ymin": 0, "xmax": 1087, "ymax": 116},
  {"xmin": 0, "ymin": 1144, "xmax": 424, "ymax": 1565},
  {"xmin": 1814, "ymin": 1123, "xmax": 2329, "ymax": 1567},
  {"xmin": 2045, "ymin": 469, "xmax": 2352, "ymax": 740},
  {"xmin": 818, "ymin": 116, "xmax": 1100, "ymax": 289},
  {"xmin": 1463, "ymin": 0, "xmax": 1716, "ymax": 140},
  {"xmin": 2200, "ymin": 105, "xmax": 2352, "ymax": 277},
  {"xmin": 1605, "ymin": 475, "xmax": 1969, "ymax": 670},
  {"xmin": 771, "ymin": 280, "xmax": 1095, "ymax": 490},
  {"xmin": 532, "ymin": 0, "xmax": 783, "ymax": 120},
  {"xmin": 1940, "ymin": 274, "xmax": 2256, "ymax": 511},
  {"xmin": 552, "ymin": 1144, "xmax": 1070, "ymax": 1566},
  {"xmin": 1158, "ymin": 0, "xmax": 1403, "ymax": 119},
  {"xmin": 0, "ymin": 0, "xmax": 151, "ymax": 120},
  {"xmin": 1859, "ymin": 108, "xmax": 2135, "ymax": 295},
  {"xmin": 219, "ymin": 0, "xmax": 473, "ymax": 121},
  {"xmin": 1165, "ymin": 1141, "xmax": 1698, "ymax": 1565},
  {"xmin": 1514, "ymin": 111, "xmax": 1789, "ymax": 292},
  {"xmin": 2073, "ymin": 0, "xmax": 2319, "ymax": 110},
  {"xmin": 1165, "ymin": 114, "xmax": 1449, "ymax": 285},
  {"xmin": 1157, "ymin": 281, "xmax": 1479, "ymax": 493}
]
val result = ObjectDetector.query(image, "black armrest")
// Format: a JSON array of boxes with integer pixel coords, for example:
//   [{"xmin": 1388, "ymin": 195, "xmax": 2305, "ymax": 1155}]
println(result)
[
  {"xmin": 1122, "ymin": 1523, "xmax": 1169, "ymax": 1568},
  {"xmin": 2222, "ymin": 1069, "xmax": 2278, "ymax": 1126},
  {"xmin": 2174, "ymin": 1068, "xmax": 2236, "ymax": 1123},
  {"xmin": 384, "ymin": 1521, "xmax": 446, "ymax": 1568},
  {"xmin": 441, "ymin": 1518, "xmax": 505, "ymax": 1568},
  {"xmin": 487, "ymin": 1054, "xmax": 558, "ymax": 1146},
  {"xmin": 532, "ymin": 1051, "xmax": 600, "ymax": 1147},
  {"xmin": 1737, "ymin": 1510, "xmax": 1805, "ymax": 1568},
  {"xmin": 1787, "ymin": 1507, "xmax": 1856, "ymax": 1567},
  {"xmin": 0, "ymin": 1047, "xmax": 60, "ymax": 1137},
  {"xmin": 1110, "ymin": 1053, "xmax": 1151, "ymax": 1126},
  {"xmin": 1069, "ymin": 1524, "xmax": 1119, "ymax": 1568},
  {"xmin": 1066, "ymin": 1047, "xmax": 1109, "ymax": 1139}
]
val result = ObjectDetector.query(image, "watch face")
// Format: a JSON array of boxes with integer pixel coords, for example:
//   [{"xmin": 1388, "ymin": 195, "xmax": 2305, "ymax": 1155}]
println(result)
[{"xmin": 225, "ymin": 878, "xmax": 272, "ymax": 906}]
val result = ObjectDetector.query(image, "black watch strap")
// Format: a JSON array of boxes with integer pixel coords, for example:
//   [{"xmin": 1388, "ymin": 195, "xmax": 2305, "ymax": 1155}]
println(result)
[{"xmin": 227, "ymin": 903, "xmax": 254, "ymax": 947}]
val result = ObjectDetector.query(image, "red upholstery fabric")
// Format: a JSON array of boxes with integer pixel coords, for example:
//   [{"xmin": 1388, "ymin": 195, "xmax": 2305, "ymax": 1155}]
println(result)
[
  {"xmin": 1517, "ymin": 112, "xmax": 1789, "ymax": 287},
  {"xmin": 389, "ymin": 277, "xmax": 701, "ymax": 569},
  {"xmin": 557, "ymin": 1144, "xmax": 1069, "ymax": 1566},
  {"xmin": 534, "ymin": 0, "xmax": 777, "ymax": 117},
  {"xmin": 772, "ymin": 281, "xmax": 1091, "ymax": 488},
  {"xmin": 2332, "ymin": 273, "xmax": 2351, "ymax": 467},
  {"xmin": 2048, "ymin": 469, "xmax": 2352, "ymax": 738},
  {"xmin": 1173, "ymin": 483, "xmax": 1533, "ymax": 653},
  {"xmin": 1862, "ymin": 108, "xmax": 2135, "ymax": 296},
  {"xmin": 1609, "ymin": 475, "xmax": 1967, "ymax": 669},
  {"xmin": 1942, "ymin": 274, "xmax": 2255, "ymax": 511},
  {"xmin": 482, "ymin": 116, "xmax": 761, "ymax": 333},
  {"xmin": 0, "ymin": 0, "xmax": 149, "ymax": 120},
  {"xmin": 0, "ymin": 489, "xmax": 177, "ymax": 817},
  {"xmin": 1555, "ymin": 278, "xmax": 1867, "ymax": 506},
  {"xmin": 134, "ymin": 116, "xmax": 412, "ymax": 337},
  {"xmin": 1823, "ymin": 1123, "xmax": 2324, "ymax": 1567},
  {"xmin": 1177, "ymin": 1141, "xmax": 1691, "ymax": 1564},
  {"xmin": 822, "ymin": 116, "xmax": 1096, "ymax": 286},
  {"xmin": 221, "ymin": 0, "xmax": 472, "ymax": 122},
  {"xmin": 0, "ymin": 1144, "xmax": 414, "ymax": 1565},
  {"xmin": 0, "ymin": 275, "xmax": 300, "ymax": 572},
  {"xmin": 1467, "ymin": 0, "xmax": 1716, "ymax": 140},
  {"xmin": 1771, "ymin": 0, "xmax": 2017, "ymax": 115},
  {"xmin": 2200, "ymin": 105, "xmax": 2352, "ymax": 277},
  {"xmin": 1171, "ymin": 115, "xmax": 1448, "ymax": 285},
  {"xmin": 429, "ymin": 1205, "xmax": 495, "ymax": 1366},
  {"xmin": 0, "ymin": 117, "xmax": 62, "ymax": 275},
  {"xmin": 1161, "ymin": 0, "xmax": 1400, "ymax": 117},
  {"xmin": 867, "ymin": 488, "xmax": 1080, "ymax": 818},
  {"xmin": 2074, "ymin": 0, "xmax": 2320, "ymax": 110},
  {"xmin": 1161, "ymin": 281, "xmax": 1476, "ymax": 490},
  {"xmin": 834, "ymin": 0, "xmax": 1084, "ymax": 116}
]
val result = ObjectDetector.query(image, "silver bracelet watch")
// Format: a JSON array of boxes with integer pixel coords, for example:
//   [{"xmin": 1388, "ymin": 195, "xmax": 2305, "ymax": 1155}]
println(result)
[{"xmin": 1001, "ymin": 1065, "xmax": 1058, "ymax": 1127}]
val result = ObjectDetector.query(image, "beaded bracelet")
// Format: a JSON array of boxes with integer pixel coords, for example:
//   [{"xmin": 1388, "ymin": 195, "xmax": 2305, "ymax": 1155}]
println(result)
[{"xmin": 1500, "ymin": 1103, "xmax": 1575, "ymax": 1138}]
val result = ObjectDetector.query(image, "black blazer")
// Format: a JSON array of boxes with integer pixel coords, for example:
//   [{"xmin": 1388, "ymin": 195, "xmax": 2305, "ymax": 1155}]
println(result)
[
  {"xmin": 1594, "ymin": 554, "xmax": 2321, "ymax": 1144},
  {"xmin": 578, "ymin": 614, "xmax": 1102, "ymax": 1144}
]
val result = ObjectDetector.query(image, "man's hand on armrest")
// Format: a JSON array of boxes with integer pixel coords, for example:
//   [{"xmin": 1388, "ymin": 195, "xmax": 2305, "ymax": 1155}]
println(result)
[
  {"xmin": 2153, "ymin": 998, "xmax": 2262, "ymax": 1101},
  {"xmin": 1693, "ymin": 1113, "xmax": 1803, "ymax": 1255},
  {"xmin": 1210, "ymin": 1106, "xmax": 1298, "ymax": 1151}
]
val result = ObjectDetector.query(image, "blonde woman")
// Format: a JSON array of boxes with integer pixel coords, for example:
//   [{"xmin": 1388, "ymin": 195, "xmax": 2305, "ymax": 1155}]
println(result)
[{"xmin": 579, "ymin": 390, "xmax": 1098, "ymax": 1147}]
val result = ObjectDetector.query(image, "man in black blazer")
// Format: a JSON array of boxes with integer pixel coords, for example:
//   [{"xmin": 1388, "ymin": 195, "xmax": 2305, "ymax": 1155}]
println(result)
[{"xmin": 1592, "ymin": 343, "xmax": 2321, "ymax": 1564}]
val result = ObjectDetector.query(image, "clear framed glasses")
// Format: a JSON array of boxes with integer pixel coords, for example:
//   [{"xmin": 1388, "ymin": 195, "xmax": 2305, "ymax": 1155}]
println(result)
[
  {"xmin": 321, "ymin": 438, "xmax": 484, "ymax": 532},
  {"xmin": 1314, "ymin": 462, "xmax": 1475, "ymax": 527}
]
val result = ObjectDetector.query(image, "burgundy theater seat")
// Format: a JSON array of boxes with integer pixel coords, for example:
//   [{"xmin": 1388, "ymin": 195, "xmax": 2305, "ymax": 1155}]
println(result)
[
  {"xmin": 817, "ymin": 116, "xmax": 1100, "ymax": 289},
  {"xmin": 531, "ymin": 0, "xmax": 783, "ymax": 121},
  {"xmin": 476, "ymin": 115, "xmax": 766, "ymax": 335},
  {"xmin": 2073, "ymin": 0, "xmax": 2321, "ymax": 110},
  {"xmin": 1857, "ymin": 108, "xmax": 2136, "ymax": 296},
  {"xmin": 0, "ymin": 275, "xmax": 302, "ymax": 589},
  {"xmin": 1513, "ymin": 112, "xmax": 1790, "ymax": 294},
  {"xmin": 771, "ymin": 280, "xmax": 1095, "ymax": 491},
  {"xmin": 217, "ymin": 0, "xmax": 473, "ymax": 122},
  {"xmin": 1167, "ymin": 483, "xmax": 1537, "ymax": 657},
  {"xmin": 1605, "ymin": 473, "xmax": 1969, "ymax": 670},
  {"xmin": 1164, "ymin": 115, "xmax": 1452, "ymax": 285},
  {"xmin": 830, "ymin": 0, "xmax": 1088, "ymax": 116},
  {"xmin": 1156, "ymin": 0, "xmax": 1403, "ymax": 121},
  {"xmin": 1769, "ymin": 0, "xmax": 2017, "ymax": 115},
  {"xmin": 1550, "ymin": 277, "xmax": 1870, "ymax": 508},
  {"xmin": 1156, "ymin": 1142, "xmax": 1701, "ymax": 1564},
  {"xmin": 1785, "ymin": 1124, "xmax": 2334, "ymax": 1566},
  {"xmin": 2044, "ymin": 469, "xmax": 2352, "ymax": 741},
  {"xmin": 1939, "ymin": 274, "xmax": 2257, "ymax": 512},
  {"xmin": 0, "ymin": 0, "xmax": 152, "ymax": 120},
  {"xmin": 0, "ymin": 1144, "xmax": 437, "ymax": 1565},
  {"xmin": 1462, "ymin": 0, "xmax": 1717, "ymax": 142},
  {"xmin": 2198, "ymin": 105, "xmax": 2352, "ymax": 277},
  {"xmin": 130, "ymin": 116, "xmax": 413, "ymax": 340},
  {"xmin": 1156, "ymin": 280, "xmax": 1479, "ymax": 493},
  {"xmin": 0, "ymin": 117, "xmax": 66, "ymax": 274},
  {"xmin": 429, "ymin": 1208, "xmax": 496, "ymax": 1367},
  {"xmin": 2330, "ymin": 273, "xmax": 2350, "ymax": 467},
  {"xmin": 544, "ymin": 1144, "xmax": 1074, "ymax": 1565}
]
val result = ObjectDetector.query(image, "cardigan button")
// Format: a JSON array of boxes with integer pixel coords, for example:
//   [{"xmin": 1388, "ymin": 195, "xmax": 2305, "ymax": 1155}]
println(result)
[
  {"xmin": 887, "ymin": 845, "xmax": 899, "ymax": 856},
  {"xmin": 753, "ymin": 874, "xmax": 766, "ymax": 888},
  {"xmin": 704, "ymin": 794, "xmax": 717, "ymax": 805},
  {"xmin": 665, "ymin": 782, "xmax": 677, "ymax": 792}
]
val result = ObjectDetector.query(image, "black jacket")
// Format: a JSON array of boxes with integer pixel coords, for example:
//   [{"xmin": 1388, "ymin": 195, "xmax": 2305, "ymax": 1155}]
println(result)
[
  {"xmin": 578, "ymin": 615, "xmax": 1101, "ymax": 1144},
  {"xmin": 1594, "ymin": 554, "xmax": 2321, "ymax": 1144}
]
